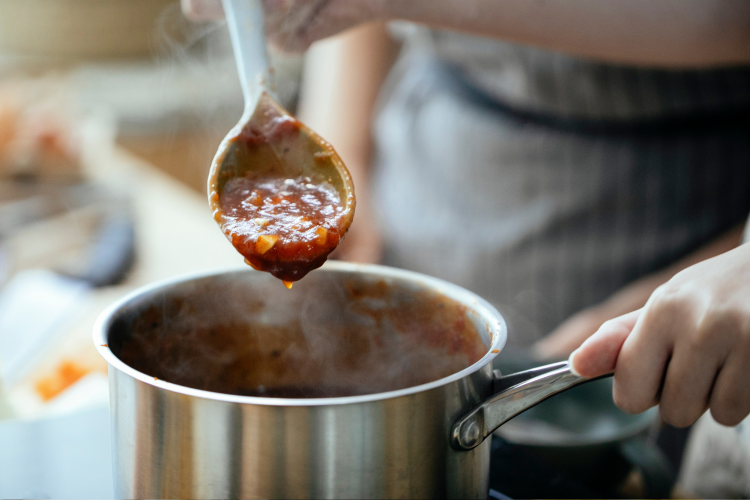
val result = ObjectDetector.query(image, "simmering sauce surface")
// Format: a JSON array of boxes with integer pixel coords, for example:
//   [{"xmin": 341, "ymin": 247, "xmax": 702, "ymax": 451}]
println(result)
[
  {"xmin": 113, "ymin": 277, "xmax": 489, "ymax": 399},
  {"xmin": 219, "ymin": 176, "xmax": 345, "ymax": 282}
]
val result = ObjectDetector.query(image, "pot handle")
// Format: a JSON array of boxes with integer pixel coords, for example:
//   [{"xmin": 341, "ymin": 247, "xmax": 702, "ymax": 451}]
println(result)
[{"xmin": 451, "ymin": 361, "xmax": 612, "ymax": 450}]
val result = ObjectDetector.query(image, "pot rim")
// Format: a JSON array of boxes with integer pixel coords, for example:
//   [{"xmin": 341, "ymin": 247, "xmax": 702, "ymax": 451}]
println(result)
[{"xmin": 94, "ymin": 261, "xmax": 507, "ymax": 407}]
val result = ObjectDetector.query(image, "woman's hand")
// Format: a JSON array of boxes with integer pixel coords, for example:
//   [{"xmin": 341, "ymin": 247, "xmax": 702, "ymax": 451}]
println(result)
[
  {"xmin": 570, "ymin": 243, "xmax": 750, "ymax": 428},
  {"xmin": 181, "ymin": 0, "xmax": 383, "ymax": 51}
]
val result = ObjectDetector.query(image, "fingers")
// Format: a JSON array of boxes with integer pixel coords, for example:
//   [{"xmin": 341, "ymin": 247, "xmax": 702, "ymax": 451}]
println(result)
[
  {"xmin": 180, "ymin": 0, "xmax": 318, "ymax": 52},
  {"xmin": 710, "ymin": 343, "xmax": 750, "ymax": 426},
  {"xmin": 582, "ymin": 248, "xmax": 750, "ymax": 427},
  {"xmin": 182, "ymin": 0, "xmax": 380, "ymax": 52},
  {"xmin": 612, "ymin": 289, "xmax": 681, "ymax": 415},
  {"xmin": 659, "ymin": 303, "xmax": 750, "ymax": 427},
  {"xmin": 611, "ymin": 285, "xmax": 750, "ymax": 427},
  {"xmin": 265, "ymin": 0, "xmax": 385, "ymax": 52},
  {"xmin": 658, "ymin": 322, "xmax": 723, "ymax": 427},
  {"xmin": 264, "ymin": 0, "xmax": 364, "ymax": 53},
  {"xmin": 181, "ymin": 0, "xmax": 225, "ymax": 21},
  {"xmin": 569, "ymin": 309, "xmax": 641, "ymax": 378},
  {"xmin": 707, "ymin": 306, "xmax": 750, "ymax": 426},
  {"xmin": 262, "ymin": 0, "xmax": 316, "ymax": 51}
]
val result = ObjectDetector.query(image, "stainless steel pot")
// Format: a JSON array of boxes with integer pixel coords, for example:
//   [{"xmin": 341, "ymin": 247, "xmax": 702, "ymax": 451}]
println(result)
[{"xmin": 94, "ymin": 263, "xmax": 605, "ymax": 499}]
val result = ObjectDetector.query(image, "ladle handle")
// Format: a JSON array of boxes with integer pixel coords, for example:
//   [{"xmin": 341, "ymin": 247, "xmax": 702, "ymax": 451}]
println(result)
[
  {"xmin": 451, "ymin": 362, "xmax": 613, "ymax": 451},
  {"xmin": 222, "ymin": 0, "xmax": 274, "ymax": 111}
]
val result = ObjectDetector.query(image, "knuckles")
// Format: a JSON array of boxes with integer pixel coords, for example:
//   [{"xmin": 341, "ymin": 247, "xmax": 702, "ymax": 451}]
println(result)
[
  {"xmin": 612, "ymin": 254, "xmax": 750, "ymax": 428},
  {"xmin": 659, "ymin": 401, "xmax": 704, "ymax": 428},
  {"xmin": 695, "ymin": 304, "xmax": 750, "ymax": 353},
  {"xmin": 710, "ymin": 389, "xmax": 750, "ymax": 427},
  {"xmin": 612, "ymin": 384, "xmax": 654, "ymax": 415},
  {"xmin": 710, "ymin": 405, "xmax": 746, "ymax": 427},
  {"xmin": 647, "ymin": 282, "xmax": 750, "ymax": 352},
  {"xmin": 645, "ymin": 285, "xmax": 696, "ymax": 325}
]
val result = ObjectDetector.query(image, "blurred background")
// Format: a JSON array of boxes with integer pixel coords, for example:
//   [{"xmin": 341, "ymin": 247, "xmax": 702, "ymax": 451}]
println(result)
[
  {"xmin": 0, "ymin": 0, "xmax": 745, "ymax": 498},
  {"xmin": 0, "ymin": 3, "xmax": 310, "ymax": 496}
]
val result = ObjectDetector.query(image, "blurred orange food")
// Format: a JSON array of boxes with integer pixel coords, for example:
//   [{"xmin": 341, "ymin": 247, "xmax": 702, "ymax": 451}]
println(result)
[{"xmin": 34, "ymin": 359, "xmax": 92, "ymax": 401}]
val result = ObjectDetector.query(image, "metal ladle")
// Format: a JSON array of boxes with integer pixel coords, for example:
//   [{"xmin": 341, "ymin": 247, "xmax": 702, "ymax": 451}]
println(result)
[{"xmin": 208, "ymin": 0, "xmax": 355, "ymax": 267}]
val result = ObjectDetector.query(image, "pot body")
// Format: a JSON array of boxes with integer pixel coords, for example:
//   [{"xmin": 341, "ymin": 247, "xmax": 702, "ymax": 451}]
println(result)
[
  {"xmin": 109, "ymin": 362, "xmax": 492, "ymax": 499},
  {"xmin": 97, "ymin": 263, "xmax": 506, "ymax": 499}
]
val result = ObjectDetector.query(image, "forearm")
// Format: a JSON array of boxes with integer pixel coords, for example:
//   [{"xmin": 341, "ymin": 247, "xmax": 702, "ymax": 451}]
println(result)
[
  {"xmin": 299, "ymin": 22, "xmax": 396, "ymax": 201},
  {"xmin": 298, "ymin": 23, "xmax": 398, "ymax": 261},
  {"xmin": 382, "ymin": 0, "xmax": 750, "ymax": 67},
  {"xmin": 603, "ymin": 223, "xmax": 745, "ymax": 311},
  {"xmin": 536, "ymin": 223, "xmax": 745, "ymax": 357},
  {"xmin": 184, "ymin": 0, "xmax": 750, "ymax": 66}
]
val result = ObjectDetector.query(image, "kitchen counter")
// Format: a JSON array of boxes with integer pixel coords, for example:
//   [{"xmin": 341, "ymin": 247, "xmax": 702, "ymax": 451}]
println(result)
[{"xmin": 4, "ymin": 143, "xmax": 244, "ymax": 418}]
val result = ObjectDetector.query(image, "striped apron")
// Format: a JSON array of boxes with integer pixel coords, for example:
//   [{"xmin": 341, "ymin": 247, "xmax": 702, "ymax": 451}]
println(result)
[{"xmin": 372, "ymin": 29, "xmax": 750, "ymax": 348}]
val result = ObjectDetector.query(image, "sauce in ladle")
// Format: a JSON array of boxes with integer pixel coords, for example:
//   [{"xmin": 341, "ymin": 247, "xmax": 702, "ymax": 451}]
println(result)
[
  {"xmin": 209, "ymin": 93, "xmax": 354, "ymax": 284},
  {"xmin": 219, "ymin": 176, "xmax": 345, "ymax": 283}
]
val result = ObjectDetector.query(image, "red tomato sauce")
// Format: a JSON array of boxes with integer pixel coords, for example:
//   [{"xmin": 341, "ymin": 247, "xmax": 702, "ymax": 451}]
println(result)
[{"xmin": 218, "ymin": 175, "xmax": 345, "ymax": 282}]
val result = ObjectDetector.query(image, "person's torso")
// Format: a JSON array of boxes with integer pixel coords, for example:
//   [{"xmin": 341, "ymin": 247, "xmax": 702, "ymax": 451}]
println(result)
[{"xmin": 373, "ymin": 28, "xmax": 750, "ymax": 346}]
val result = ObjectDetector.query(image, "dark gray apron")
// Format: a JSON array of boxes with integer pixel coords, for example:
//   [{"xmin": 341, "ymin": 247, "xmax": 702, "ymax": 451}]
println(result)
[{"xmin": 372, "ymin": 29, "xmax": 750, "ymax": 347}]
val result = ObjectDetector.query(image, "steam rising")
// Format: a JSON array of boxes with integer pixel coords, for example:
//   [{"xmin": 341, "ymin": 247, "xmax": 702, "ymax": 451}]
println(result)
[{"xmin": 113, "ymin": 270, "xmax": 488, "ymax": 398}]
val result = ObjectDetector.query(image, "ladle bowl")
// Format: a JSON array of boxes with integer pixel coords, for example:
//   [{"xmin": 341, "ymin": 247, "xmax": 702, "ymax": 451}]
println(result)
[
  {"xmin": 208, "ymin": 0, "xmax": 355, "ymax": 281},
  {"xmin": 208, "ymin": 92, "xmax": 355, "ymax": 229}
]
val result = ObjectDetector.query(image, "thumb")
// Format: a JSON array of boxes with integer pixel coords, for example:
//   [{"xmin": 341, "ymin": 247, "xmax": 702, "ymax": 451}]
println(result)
[{"xmin": 569, "ymin": 309, "xmax": 641, "ymax": 378}]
